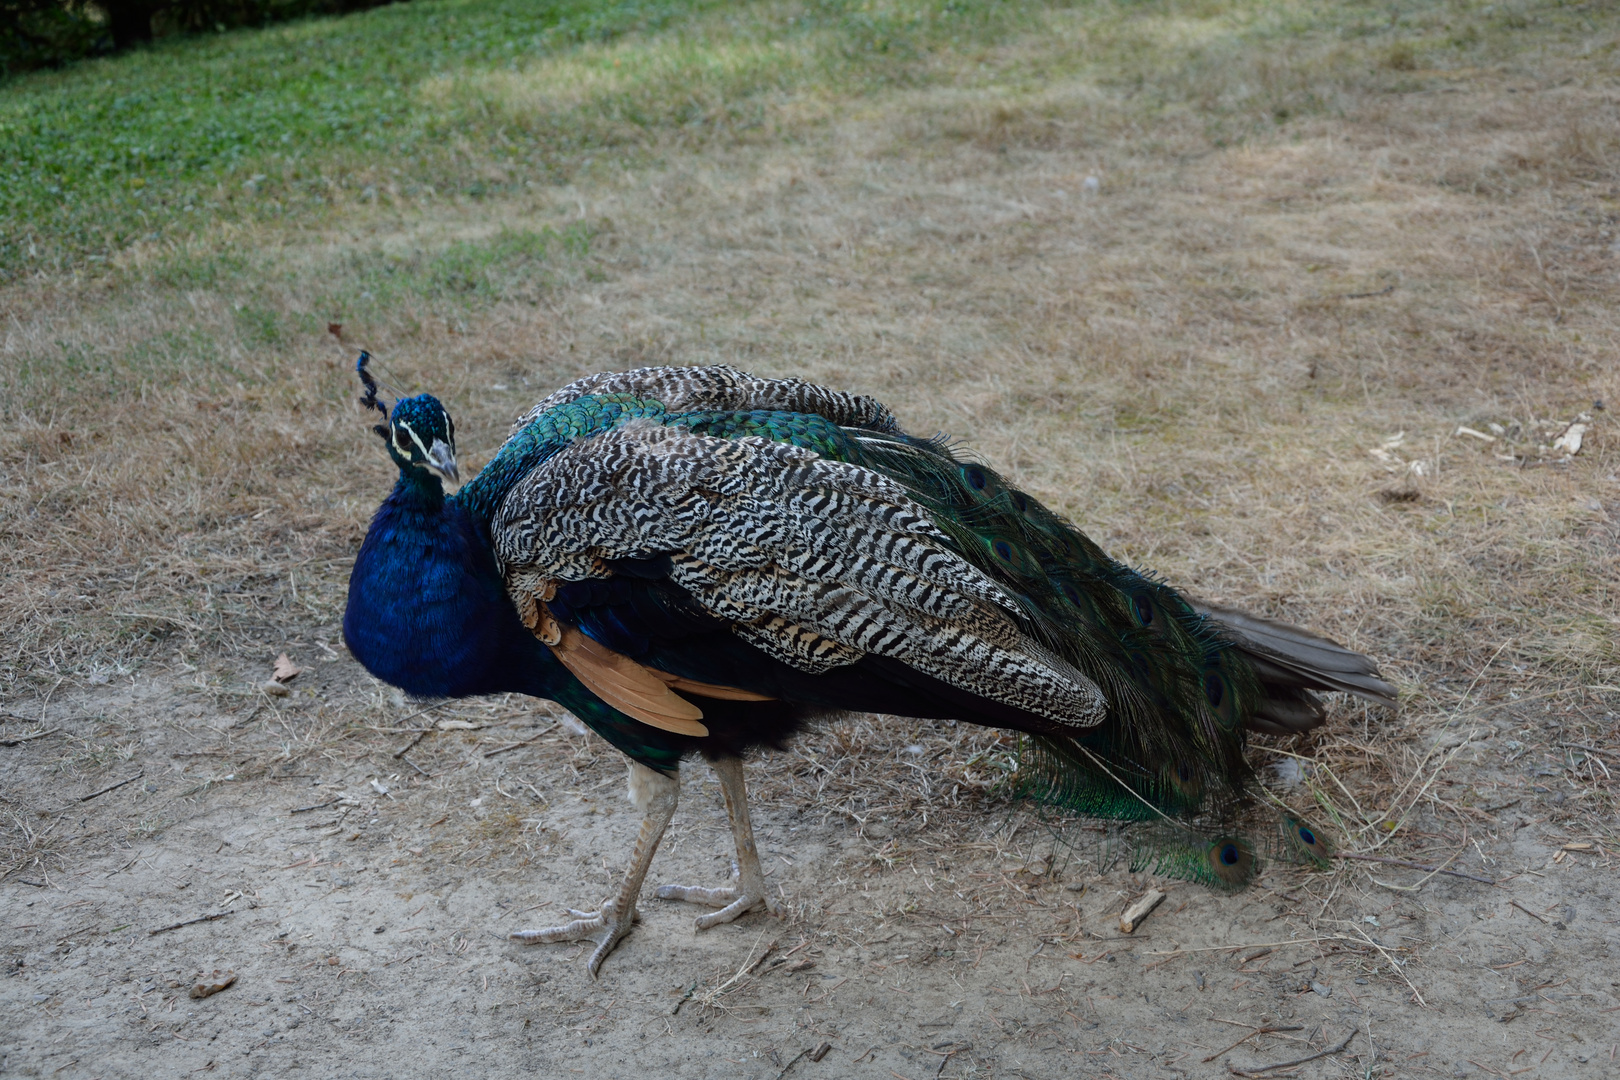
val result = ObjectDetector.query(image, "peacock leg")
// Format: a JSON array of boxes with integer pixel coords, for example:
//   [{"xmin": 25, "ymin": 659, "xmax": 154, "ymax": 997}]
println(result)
[
  {"xmin": 655, "ymin": 754, "xmax": 774, "ymax": 929},
  {"xmin": 509, "ymin": 760, "xmax": 678, "ymax": 978}
]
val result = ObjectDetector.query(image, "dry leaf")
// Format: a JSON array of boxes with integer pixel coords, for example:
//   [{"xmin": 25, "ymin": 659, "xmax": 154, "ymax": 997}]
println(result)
[
  {"xmin": 272, "ymin": 653, "xmax": 302, "ymax": 683},
  {"xmin": 189, "ymin": 969, "xmax": 237, "ymax": 999}
]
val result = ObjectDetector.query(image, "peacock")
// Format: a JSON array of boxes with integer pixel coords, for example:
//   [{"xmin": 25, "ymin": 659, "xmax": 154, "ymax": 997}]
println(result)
[{"xmin": 342, "ymin": 357, "xmax": 1395, "ymax": 976}]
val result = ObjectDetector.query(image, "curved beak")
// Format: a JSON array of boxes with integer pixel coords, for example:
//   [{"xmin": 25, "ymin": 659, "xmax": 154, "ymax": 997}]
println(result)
[{"xmin": 426, "ymin": 438, "xmax": 460, "ymax": 485}]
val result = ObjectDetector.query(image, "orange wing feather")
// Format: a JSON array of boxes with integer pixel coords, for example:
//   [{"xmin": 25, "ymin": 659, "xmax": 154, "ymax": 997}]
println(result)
[
  {"xmin": 509, "ymin": 576, "xmax": 775, "ymax": 736},
  {"xmin": 548, "ymin": 626, "xmax": 711, "ymax": 738}
]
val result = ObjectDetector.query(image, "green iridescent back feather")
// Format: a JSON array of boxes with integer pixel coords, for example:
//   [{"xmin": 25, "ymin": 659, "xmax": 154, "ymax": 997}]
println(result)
[{"xmin": 829, "ymin": 433, "xmax": 1262, "ymax": 803}]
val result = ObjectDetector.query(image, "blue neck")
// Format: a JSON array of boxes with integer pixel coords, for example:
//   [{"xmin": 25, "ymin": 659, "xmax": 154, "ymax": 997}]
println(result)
[{"xmin": 343, "ymin": 466, "xmax": 554, "ymax": 700}]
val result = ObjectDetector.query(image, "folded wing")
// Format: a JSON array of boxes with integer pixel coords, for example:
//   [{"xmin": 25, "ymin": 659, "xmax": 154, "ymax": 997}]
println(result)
[{"xmin": 490, "ymin": 422, "xmax": 1107, "ymax": 729}]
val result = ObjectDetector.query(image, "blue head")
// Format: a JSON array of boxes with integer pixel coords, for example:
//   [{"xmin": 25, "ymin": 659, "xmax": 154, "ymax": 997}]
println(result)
[
  {"xmin": 357, "ymin": 352, "xmax": 459, "ymax": 486},
  {"xmin": 386, "ymin": 394, "xmax": 460, "ymax": 485}
]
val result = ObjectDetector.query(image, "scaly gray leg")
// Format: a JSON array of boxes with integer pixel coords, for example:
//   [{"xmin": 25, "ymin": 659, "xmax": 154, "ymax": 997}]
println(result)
[
  {"xmin": 509, "ymin": 760, "xmax": 678, "ymax": 978},
  {"xmin": 655, "ymin": 754, "xmax": 774, "ymax": 929}
]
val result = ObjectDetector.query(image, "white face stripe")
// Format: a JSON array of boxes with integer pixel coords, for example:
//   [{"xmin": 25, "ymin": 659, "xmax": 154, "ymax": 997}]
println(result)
[{"xmin": 394, "ymin": 419, "xmax": 432, "ymax": 461}]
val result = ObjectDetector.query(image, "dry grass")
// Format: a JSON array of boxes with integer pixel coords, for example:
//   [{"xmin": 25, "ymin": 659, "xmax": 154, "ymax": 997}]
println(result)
[{"xmin": 3, "ymin": 0, "xmax": 1618, "ymax": 903}]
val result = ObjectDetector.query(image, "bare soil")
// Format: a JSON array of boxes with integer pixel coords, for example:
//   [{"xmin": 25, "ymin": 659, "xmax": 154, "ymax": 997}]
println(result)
[{"xmin": 1, "ymin": 668, "xmax": 1615, "ymax": 1080}]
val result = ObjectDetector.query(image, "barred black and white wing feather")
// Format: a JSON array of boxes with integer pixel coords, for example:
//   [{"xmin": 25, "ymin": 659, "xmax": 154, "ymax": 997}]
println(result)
[{"xmin": 489, "ymin": 421, "xmax": 1107, "ymax": 728}]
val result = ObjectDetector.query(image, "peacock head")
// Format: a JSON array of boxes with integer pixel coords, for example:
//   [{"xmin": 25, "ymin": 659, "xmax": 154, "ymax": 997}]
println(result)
[
  {"xmin": 356, "ymin": 351, "xmax": 459, "ymax": 486},
  {"xmin": 385, "ymin": 394, "xmax": 459, "ymax": 485}
]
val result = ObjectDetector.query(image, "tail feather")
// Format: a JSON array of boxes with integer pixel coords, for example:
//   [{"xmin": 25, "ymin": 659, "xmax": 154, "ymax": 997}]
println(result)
[
  {"xmin": 1248, "ymin": 692, "xmax": 1327, "ymax": 736},
  {"xmin": 1192, "ymin": 602, "xmax": 1397, "ymax": 735}
]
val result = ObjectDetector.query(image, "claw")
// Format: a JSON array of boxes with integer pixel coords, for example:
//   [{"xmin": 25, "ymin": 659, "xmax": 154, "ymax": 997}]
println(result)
[
  {"xmin": 509, "ymin": 900, "xmax": 636, "ymax": 978},
  {"xmin": 653, "ymin": 756, "xmax": 775, "ymax": 933},
  {"xmin": 655, "ymin": 883, "xmax": 771, "ymax": 929},
  {"xmin": 507, "ymin": 761, "xmax": 680, "ymax": 977}
]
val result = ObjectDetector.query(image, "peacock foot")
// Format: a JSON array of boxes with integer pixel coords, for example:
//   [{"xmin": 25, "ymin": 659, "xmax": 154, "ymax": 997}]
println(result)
[
  {"xmin": 654, "ymin": 882, "xmax": 772, "ymax": 930},
  {"xmin": 508, "ymin": 900, "xmax": 639, "ymax": 978}
]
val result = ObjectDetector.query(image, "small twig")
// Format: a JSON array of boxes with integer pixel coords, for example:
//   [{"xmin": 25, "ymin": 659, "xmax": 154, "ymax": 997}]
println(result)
[
  {"xmin": 1509, "ymin": 900, "xmax": 1547, "ymax": 924},
  {"xmin": 0, "ymin": 729, "xmax": 57, "ymax": 746},
  {"xmin": 699, "ymin": 930, "xmax": 772, "ymax": 1006},
  {"xmin": 290, "ymin": 799, "xmax": 338, "ymax": 815},
  {"xmin": 1346, "ymin": 925, "xmax": 1425, "ymax": 1007},
  {"xmin": 746, "ymin": 939, "xmax": 781, "ymax": 975},
  {"xmin": 1368, "ymin": 871, "xmax": 1445, "ymax": 893},
  {"xmin": 1228, "ymin": 1029, "xmax": 1356, "ymax": 1076},
  {"xmin": 397, "ymin": 700, "xmax": 450, "ymax": 726},
  {"xmin": 148, "ymin": 910, "xmax": 234, "ymax": 936},
  {"xmin": 1342, "ymin": 849, "xmax": 1492, "ymax": 889},
  {"xmin": 400, "ymin": 755, "xmax": 432, "ymax": 777},
  {"xmin": 389, "ymin": 701, "xmax": 452, "ymax": 757},
  {"xmin": 772, "ymin": 1048, "xmax": 811, "ymax": 1080},
  {"xmin": 1205, "ymin": 1025, "xmax": 1306, "ymax": 1062},
  {"xmin": 79, "ymin": 772, "xmax": 143, "ymax": 802},
  {"xmin": 1336, "ymin": 285, "xmax": 1396, "ymax": 299},
  {"xmin": 392, "ymin": 728, "xmax": 432, "ymax": 759},
  {"xmin": 483, "ymin": 724, "xmax": 556, "ymax": 758},
  {"xmin": 1145, "ymin": 937, "xmax": 1337, "ymax": 956}
]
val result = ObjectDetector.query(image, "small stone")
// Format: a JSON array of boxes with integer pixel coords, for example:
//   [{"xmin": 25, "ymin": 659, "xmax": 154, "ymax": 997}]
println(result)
[
  {"xmin": 1311, "ymin": 981, "xmax": 1332, "ymax": 997},
  {"xmin": 262, "ymin": 681, "xmax": 290, "ymax": 697}
]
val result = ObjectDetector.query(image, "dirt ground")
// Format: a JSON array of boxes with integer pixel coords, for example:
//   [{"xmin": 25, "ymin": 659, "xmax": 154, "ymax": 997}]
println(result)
[
  {"xmin": 1, "ymin": 666, "xmax": 1616, "ymax": 1080},
  {"xmin": 5, "ymin": 5, "xmax": 1620, "ymax": 1078}
]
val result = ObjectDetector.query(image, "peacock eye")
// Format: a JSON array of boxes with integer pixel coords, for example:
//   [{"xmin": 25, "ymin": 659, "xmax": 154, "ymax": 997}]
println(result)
[
  {"xmin": 964, "ymin": 466, "xmax": 987, "ymax": 490},
  {"xmin": 1219, "ymin": 843, "xmax": 1240, "ymax": 866}
]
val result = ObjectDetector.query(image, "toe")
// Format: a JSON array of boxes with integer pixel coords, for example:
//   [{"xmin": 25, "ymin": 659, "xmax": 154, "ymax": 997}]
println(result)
[
  {"xmin": 656, "ymin": 884, "xmax": 740, "ymax": 907},
  {"xmin": 692, "ymin": 892, "xmax": 767, "ymax": 930},
  {"xmin": 509, "ymin": 911, "xmax": 606, "ymax": 944}
]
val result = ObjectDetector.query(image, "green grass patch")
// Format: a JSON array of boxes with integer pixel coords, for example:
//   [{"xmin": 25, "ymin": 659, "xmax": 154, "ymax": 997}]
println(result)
[
  {"xmin": 325, "ymin": 221, "xmax": 594, "ymax": 312},
  {"xmin": 0, "ymin": 0, "xmax": 1044, "ymax": 278},
  {"xmin": 2, "ymin": 0, "xmax": 1604, "ymax": 279}
]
